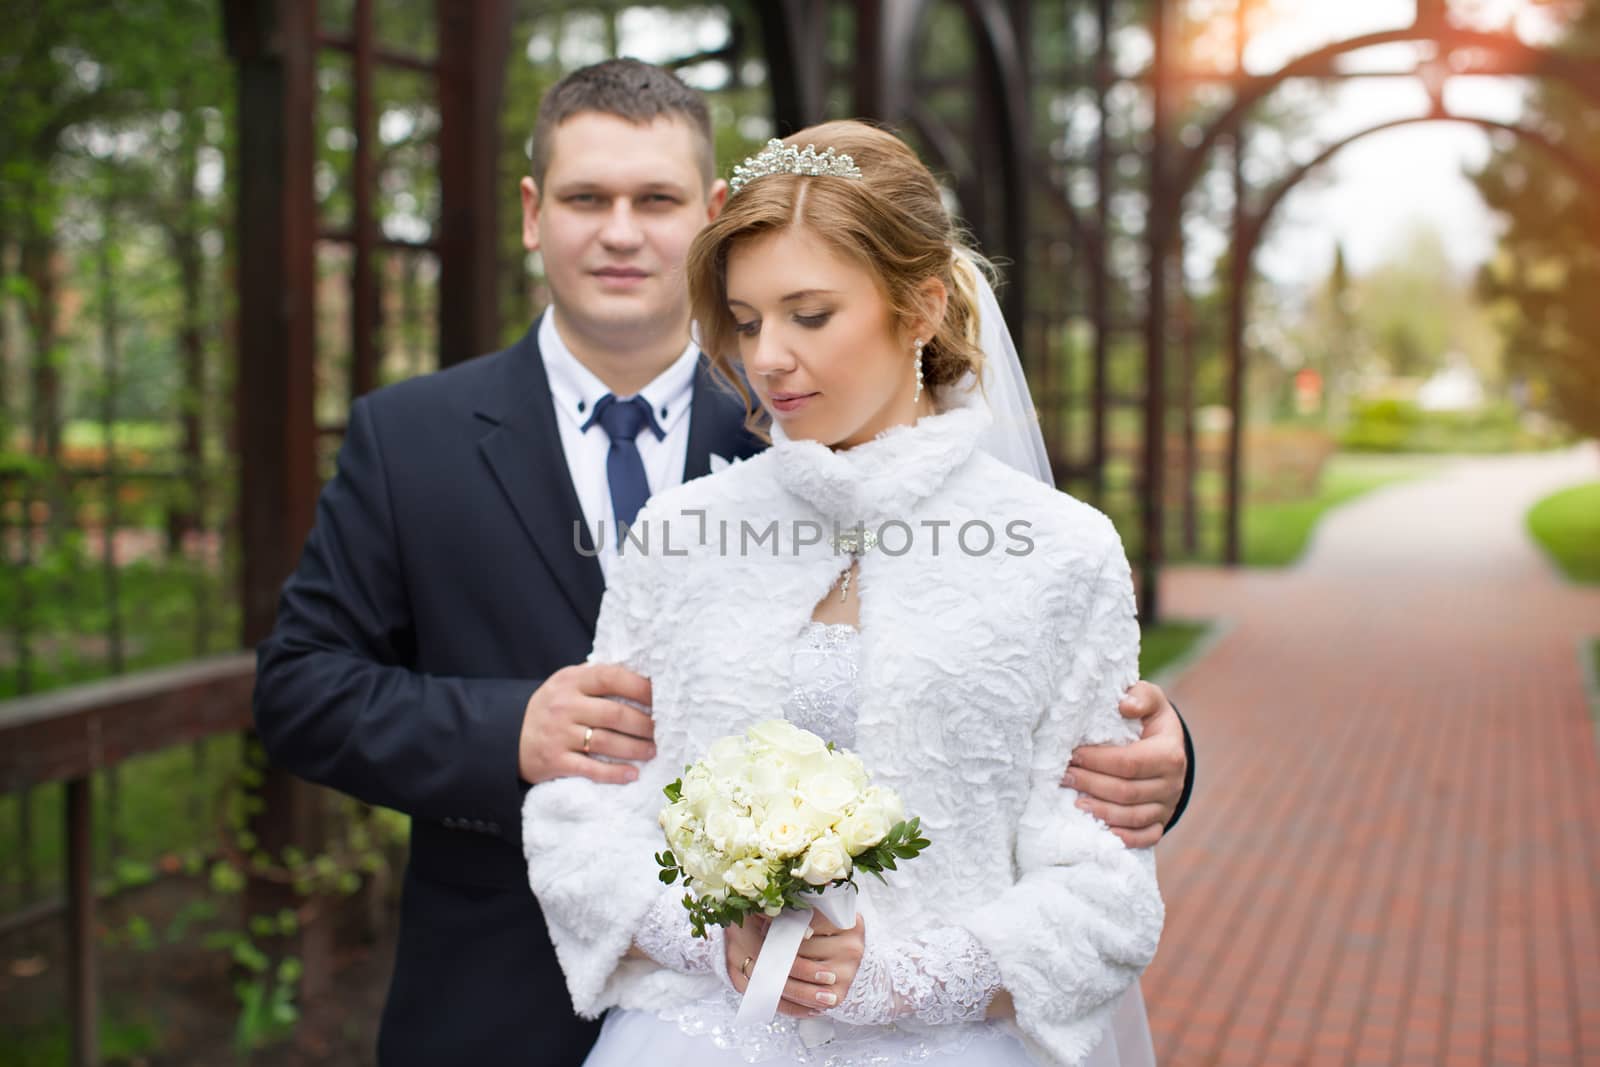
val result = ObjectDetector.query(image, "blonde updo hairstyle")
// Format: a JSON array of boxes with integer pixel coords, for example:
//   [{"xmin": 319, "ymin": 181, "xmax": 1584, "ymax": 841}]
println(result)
[{"xmin": 687, "ymin": 120, "xmax": 991, "ymax": 435}]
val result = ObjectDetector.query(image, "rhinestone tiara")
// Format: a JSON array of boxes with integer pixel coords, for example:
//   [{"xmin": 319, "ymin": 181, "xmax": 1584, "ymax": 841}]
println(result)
[{"xmin": 728, "ymin": 138, "xmax": 865, "ymax": 195}]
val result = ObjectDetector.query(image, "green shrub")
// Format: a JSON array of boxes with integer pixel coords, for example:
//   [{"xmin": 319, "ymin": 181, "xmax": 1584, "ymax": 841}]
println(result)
[
  {"xmin": 1341, "ymin": 398, "xmax": 1569, "ymax": 453},
  {"xmin": 1528, "ymin": 482, "xmax": 1600, "ymax": 584}
]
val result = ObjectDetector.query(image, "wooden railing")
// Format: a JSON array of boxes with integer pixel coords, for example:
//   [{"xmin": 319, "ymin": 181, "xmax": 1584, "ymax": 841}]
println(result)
[{"xmin": 0, "ymin": 654, "xmax": 256, "ymax": 1067}]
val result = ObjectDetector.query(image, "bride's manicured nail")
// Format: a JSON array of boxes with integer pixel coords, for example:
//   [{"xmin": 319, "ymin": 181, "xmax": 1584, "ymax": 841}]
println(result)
[
  {"xmin": 817, "ymin": 970, "xmax": 837, "ymax": 985},
  {"xmin": 816, "ymin": 991, "xmax": 838, "ymax": 1006},
  {"xmin": 1062, "ymin": 773, "xmax": 1077, "ymax": 788},
  {"xmin": 802, "ymin": 928, "xmax": 815, "ymax": 941}
]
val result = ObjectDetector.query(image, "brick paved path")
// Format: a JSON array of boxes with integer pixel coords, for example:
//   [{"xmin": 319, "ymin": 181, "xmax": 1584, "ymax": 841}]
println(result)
[{"xmin": 1144, "ymin": 445, "xmax": 1600, "ymax": 1066}]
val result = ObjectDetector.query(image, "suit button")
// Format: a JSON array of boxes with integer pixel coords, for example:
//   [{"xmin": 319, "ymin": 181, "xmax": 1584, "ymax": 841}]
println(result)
[{"xmin": 443, "ymin": 817, "xmax": 459, "ymax": 830}]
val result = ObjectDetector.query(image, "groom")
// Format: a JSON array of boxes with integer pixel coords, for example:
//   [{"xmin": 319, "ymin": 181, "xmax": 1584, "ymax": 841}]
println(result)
[{"xmin": 254, "ymin": 58, "xmax": 1194, "ymax": 1066}]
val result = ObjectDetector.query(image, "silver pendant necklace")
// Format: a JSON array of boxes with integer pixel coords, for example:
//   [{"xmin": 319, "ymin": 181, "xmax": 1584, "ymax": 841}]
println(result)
[{"xmin": 830, "ymin": 527, "xmax": 878, "ymax": 603}]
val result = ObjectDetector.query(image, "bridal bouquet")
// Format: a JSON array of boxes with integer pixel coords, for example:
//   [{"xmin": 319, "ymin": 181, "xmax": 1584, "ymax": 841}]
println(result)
[{"xmin": 655, "ymin": 719, "xmax": 928, "ymax": 939}]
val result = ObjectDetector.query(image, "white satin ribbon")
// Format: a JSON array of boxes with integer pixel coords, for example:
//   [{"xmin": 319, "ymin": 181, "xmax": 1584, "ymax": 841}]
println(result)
[{"xmin": 734, "ymin": 882, "xmax": 859, "ymax": 1028}]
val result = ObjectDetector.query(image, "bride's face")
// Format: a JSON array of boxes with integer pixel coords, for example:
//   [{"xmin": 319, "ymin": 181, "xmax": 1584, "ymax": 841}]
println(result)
[{"xmin": 724, "ymin": 226, "xmax": 924, "ymax": 449}]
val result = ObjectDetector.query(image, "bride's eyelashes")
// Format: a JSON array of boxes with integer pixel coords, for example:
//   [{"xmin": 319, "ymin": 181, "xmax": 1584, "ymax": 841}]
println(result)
[{"xmin": 730, "ymin": 311, "xmax": 835, "ymax": 337}]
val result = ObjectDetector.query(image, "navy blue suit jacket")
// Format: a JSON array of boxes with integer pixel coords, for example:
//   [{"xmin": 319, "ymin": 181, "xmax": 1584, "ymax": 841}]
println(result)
[{"xmin": 253, "ymin": 321, "xmax": 763, "ymax": 1065}]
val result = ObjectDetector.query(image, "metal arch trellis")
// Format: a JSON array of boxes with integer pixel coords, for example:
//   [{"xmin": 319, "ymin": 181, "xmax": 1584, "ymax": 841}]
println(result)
[
  {"xmin": 755, "ymin": 0, "xmax": 1033, "ymax": 336},
  {"xmin": 1239, "ymin": 115, "xmax": 1600, "ymax": 266},
  {"xmin": 1144, "ymin": 2, "xmax": 1600, "ymax": 589},
  {"xmin": 1164, "ymin": 23, "xmax": 1600, "ymax": 250},
  {"xmin": 1211, "ymin": 108, "xmax": 1600, "ymax": 568}
]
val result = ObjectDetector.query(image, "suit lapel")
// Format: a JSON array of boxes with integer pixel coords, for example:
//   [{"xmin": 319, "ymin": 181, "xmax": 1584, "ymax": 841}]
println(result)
[
  {"xmin": 475, "ymin": 324, "xmax": 606, "ymax": 631},
  {"xmin": 683, "ymin": 356, "xmax": 762, "ymax": 481}
]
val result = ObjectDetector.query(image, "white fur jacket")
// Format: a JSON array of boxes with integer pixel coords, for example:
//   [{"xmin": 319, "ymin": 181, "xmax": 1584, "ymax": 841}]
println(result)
[{"xmin": 522, "ymin": 383, "xmax": 1164, "ymax": 1066}]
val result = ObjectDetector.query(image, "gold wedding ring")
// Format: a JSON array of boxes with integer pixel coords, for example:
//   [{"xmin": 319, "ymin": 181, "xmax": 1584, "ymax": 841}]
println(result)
[
  {"xmin": 741, "ymin": 956, "xmax": 753, "ymax": 978},
  {"xmin": 582, "ymin": 726, "xmax": 594, "ymax": 755}
]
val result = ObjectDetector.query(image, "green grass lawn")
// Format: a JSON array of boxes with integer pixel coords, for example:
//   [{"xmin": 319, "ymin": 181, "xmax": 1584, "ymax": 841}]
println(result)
[
  {"xmin": 1528, "ymin": 481, "xmax": 1600, "ymax": 584},
  {"xmin": 60, "ymin": 419, "xmax": 182, "ymax": 452},
  {"xmin": 1141, "ymin": 620, "xmax": 1210, "ymax": 678},
  {"xmin": 1239, "ymin": 454, "xmax": 1443, "ymax": 567},
  {"xmin": 1096, "ymin": 452, "xmax": 1441, "ymax": 569}
]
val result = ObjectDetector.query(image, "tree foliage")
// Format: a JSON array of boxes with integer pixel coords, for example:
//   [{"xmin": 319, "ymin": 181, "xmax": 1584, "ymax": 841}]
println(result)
[{"xmin": 1471, "ymin": 1, "xmax": 1600, "ymax": 439}]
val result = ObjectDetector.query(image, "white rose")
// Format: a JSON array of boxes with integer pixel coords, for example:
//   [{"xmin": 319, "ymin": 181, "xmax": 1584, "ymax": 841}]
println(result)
[
  {"xmin": 747, "ymin": 720, "xmax": 829, "ymax": 763},
  {"xmin": 794, "ymin": 749, "xmax": 839, "ymax": 782},
  {"xmin": 659, "ymin": 800, "xmax": 693, "ymax": 840},
  {"xmin": 790, "ymin": 795, "xmax": 835, "ymax": 838},
  {"xmin": 798, "ymin": 772, "xmax": 858, "ymax": 823},
  {"xmin": 744, "ymin": 793, "xmax": 774, "ymax": 826},
  {"xmin": 667, "ymin": 826, "xmax": 697, "ymax": 859},
  {"xmin": 724, "ymin": 856, "xmax": 772, "ymax": 897},
  {"xmin": 702, "ymin": 735, "xmax": 750, "ymax": 779},
  {"xmin": 833, "ymin": 749, "xmax": 870, "ymax": 789},
  {"xmin": 681, "ymin": 845, "xmax": 727, "ymax": 889},
  {"xmin": 705, "ymin": 808, "xmax": 758, "ymax": 856},
  {"xmin": 756, "ymin": 815, "xmax": 812, "ymax": 860},
  {"xmin": 680, "ymin": 766, "xmax": 717, "ymax": 817},
  {"xmin": 836, "ymin": 804, "xmax": 892, "ymax": 854},
  {"xmin": 859, "ymin": 785, "xmax": 905, "ymax": 826},
  {"xmin": 791, "ymin": 833, "xmax": 853, "ymax": 886},
  {"xmin": 749, "ymin": 753, "xmax": 799, "ymax": 799}
]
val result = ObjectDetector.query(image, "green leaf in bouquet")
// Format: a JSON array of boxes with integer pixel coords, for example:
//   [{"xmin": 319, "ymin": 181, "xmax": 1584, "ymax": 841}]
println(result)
[
  {"xmin": 655, "ymin": 850, "xmax": 681, "ymax": 885},
  {"xmin": 849, "ymin": 818, "xmax": 930, "ymax": 883},
  {"xmin": 663, "ymin": 779, "xmax": 683, "ymax": 803}
]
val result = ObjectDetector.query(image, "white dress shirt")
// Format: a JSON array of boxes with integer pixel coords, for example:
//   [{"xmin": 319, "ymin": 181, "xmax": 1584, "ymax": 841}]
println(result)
[{"xmin": 539, "ymin": 311, "xmax": 698, "ymax": 578}]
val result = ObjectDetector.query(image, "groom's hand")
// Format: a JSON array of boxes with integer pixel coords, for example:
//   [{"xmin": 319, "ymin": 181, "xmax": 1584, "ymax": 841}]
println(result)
[
  {"xmin": 519, "ymin": 663, "xmax": 657, "ymax": 786},
  {"xmin": 1063, "ymin": 680, "xmax": 1186, "ymax": 848}
]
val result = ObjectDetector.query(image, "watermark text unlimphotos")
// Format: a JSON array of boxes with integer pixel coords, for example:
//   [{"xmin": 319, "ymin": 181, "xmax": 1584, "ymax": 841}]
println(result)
[{"xmin": 574, "ymin": 510, "xmax": 1035, "ymax": 559}]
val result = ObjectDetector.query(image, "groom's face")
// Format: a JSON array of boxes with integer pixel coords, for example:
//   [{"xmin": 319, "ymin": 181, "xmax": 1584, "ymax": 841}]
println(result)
[{"xmin": 522, "ymin": 112, "xmax": 728, "ymax": 349}]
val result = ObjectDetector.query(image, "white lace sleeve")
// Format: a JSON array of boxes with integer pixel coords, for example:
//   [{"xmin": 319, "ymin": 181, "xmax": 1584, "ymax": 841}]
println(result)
[
  {"xmin": 632, "ymin": 887, "xmax": 727, "ymax": 979},
  {"xmin": 828, "ymin": 925, "xmax": 1003, "ymax": 1027}
]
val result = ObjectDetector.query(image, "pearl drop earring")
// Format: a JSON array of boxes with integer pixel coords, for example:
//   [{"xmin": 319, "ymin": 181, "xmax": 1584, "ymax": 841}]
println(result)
[{"xmin": 913, "ymin": 338, "xmax": 926, "ymax": 404}]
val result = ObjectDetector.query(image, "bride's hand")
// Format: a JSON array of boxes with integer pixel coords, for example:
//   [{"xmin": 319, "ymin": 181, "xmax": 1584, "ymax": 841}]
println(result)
[{"xmin": 723, "ymin": 912, "xmax": 867, "ymax": 1018}]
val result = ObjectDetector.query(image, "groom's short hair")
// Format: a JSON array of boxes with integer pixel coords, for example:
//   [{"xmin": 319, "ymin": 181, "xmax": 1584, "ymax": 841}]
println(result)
[{"xmin": 529, "ymin": 58, "xmax": 716, "ymax": 188}]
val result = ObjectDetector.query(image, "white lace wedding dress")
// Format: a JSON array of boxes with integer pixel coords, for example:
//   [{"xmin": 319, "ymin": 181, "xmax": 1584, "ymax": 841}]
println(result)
[{"xmin": 581, "ymin": 622, "xmax": 1156, "ymax": 1067}]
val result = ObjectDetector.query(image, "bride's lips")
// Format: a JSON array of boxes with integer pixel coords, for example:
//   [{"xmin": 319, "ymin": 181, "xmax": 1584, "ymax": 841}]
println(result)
[{"xmin": 768, "ymin": 391, "xmax": 818, "ymax": 415}]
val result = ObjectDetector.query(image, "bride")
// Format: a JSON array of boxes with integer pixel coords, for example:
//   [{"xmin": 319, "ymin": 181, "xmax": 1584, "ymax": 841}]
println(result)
[{"xmin": 522, "ymin": 121, "xmax": 1163, "ymax": 1067}]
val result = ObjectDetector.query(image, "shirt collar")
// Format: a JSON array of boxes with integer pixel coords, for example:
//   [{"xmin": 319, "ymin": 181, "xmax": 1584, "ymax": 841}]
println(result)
[{"xmin": 539, "ymin": 310, "xmax": 698, "ymax": 436}]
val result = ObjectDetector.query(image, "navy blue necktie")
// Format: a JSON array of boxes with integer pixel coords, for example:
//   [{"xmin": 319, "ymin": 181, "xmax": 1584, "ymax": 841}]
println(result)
[{"xmin": 583, "ymin": 394, "xmax": 664, "ymax": 547}]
